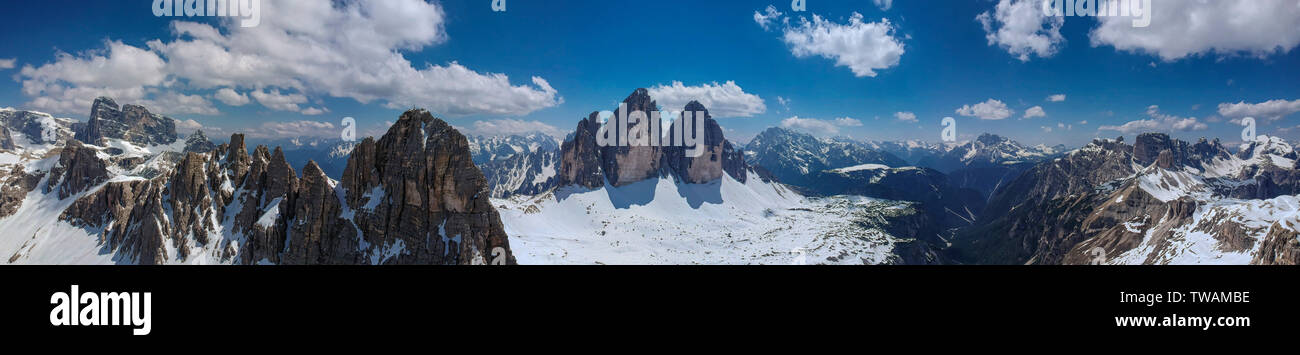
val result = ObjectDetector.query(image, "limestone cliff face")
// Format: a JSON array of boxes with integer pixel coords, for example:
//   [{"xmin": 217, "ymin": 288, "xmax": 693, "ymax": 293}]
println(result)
[
  {"xmin": 339, "ymin": 109, "xmax": 515, "ymax": 265},
  {"xmin": 557, "ymin": 89, "xmax": 749, "ymax": 189},
  {"xmin": 600, "ymin": 88, "xmax": 666, "ymax": 187},
  {"xmin": 664, "ymin": 101, "xmax": 747, "ymax": 184},
  {"xmin": 77, "ymin": 97, "xmax": 178, "ymax": 146},
  {"xmin": 54, "ymin": 105, "xmax": 515, "ymax": 265}
]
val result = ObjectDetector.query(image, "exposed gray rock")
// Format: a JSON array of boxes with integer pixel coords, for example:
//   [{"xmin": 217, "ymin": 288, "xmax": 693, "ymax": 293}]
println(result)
[{"xmin": 77, "ymin": 97, "xmax": 178, "ymax": 146}]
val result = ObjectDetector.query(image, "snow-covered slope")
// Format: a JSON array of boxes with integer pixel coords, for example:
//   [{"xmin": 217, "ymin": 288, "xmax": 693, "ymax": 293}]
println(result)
[{"xmin": 495, "ymin": 174, "xmax": 934, "ymax": 265}]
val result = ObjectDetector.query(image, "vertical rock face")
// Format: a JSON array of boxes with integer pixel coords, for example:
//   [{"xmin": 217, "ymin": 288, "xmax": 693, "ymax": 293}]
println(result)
[
  {"xmin": 557, "ymin": 112, "xmax": 606, "ymax": 189},
  {"xmin": 557, "ymin": 89, "xmax": 750, "ymax": 190},
  {"xmin": 77, "ymin": 97, "xmax": 178, "ymax": 146},
  {"xmin": 664, "ymin": 101, "xmax": 747, "ymax": 184},
  {"xmin": 46, "ymin": 140, "xmax": 109, "ymax": 199},
  {"xmin": 600, "ymin": 89, "xmax": 665, "ymax": 187},
  {"xmin": 284, "ymin": 161, "xmax": 358, "ymax": 264},
  {"xmin": 0, "ymin": 126, "xmax": 13, "ymax": 150},
  {"xmin": 340, "ymin": 109, "xmax": 516, "ymax": 265}
]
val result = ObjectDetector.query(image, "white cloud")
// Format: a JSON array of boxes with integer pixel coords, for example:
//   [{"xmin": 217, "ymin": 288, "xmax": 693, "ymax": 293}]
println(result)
[
  {"xmin": 18, "ymin": 40, "xmax": 169, "ymax": 114},
  {"xmin": 647, "ymin": 81, "xmax": 766, "ymax": 118},
  {"xmin": 766, "ymin": 12, "xmax": 905, "ymax": 78},
  {"xmin": 873, "ymin": 0, "xmax": 894, "ymax": 11},
  {"xmin": 299, "ymin": 107, "xmax": 329, "ymax": 116},
  {"xmin": 956, "ymin": 99, "xmax": 1014, "ymax": 120},
  {"xmin": 214, "ymin": 88, "xmax": 250, "ymax": 106},
  {"xmin": 250, "ymin": 88, "xmax": 313, "ymax": 113},
  {"xmin": 1090, "ymin": 0, "xmax": 1300, "ymax": 61},
  {"xmin": 1023, "ymin": 105, "xmax": 1047, "ymax": 119},
  {"xmin": 467, "ymin": 119, "xmax": 564, "ymax": 138},
  {"xmin": 977, "ymin": 0, "xmax": 1065, "ymax": 61},
  {"xmin": 777, "ymin": 96, "xmax": 791, "ymax": 111},
  {"xmin": 834, "ymin": 117, "xmax": 863, "ymax": 127},
  {"xmin": 753, "ymin": 5, "xmax": 785, "ymax": 31},
  {"xmin": 1041, "ymin": 126, "xmax": 1052, "ymax": 133},
  {"xmin": 0, "ymin": 58, "xmax": 14, "ymax": 70},
  {"xmin": 1047, "ymin": 94, "xmax": 1066, "ymax": 102},
  {"xmin": 176, "ymin": 119, "xmax": 205, "ymax": 134},
  {"xmin": 1217, "ymin": 99, "xmax": 1300, "ymax": 121},
  {"xmin": 781, "ymin": 116, "xmax": 843, "ymax": 136},
  {"xmin": 1099, "ymin": 105, "xmax": 1208, "ymax": 134},
  {"xmin": 147, "ymin": 91, "xmax": 219, "ymax": 115},
  {"xmin": 19, "ymin": 0, "xmax": 561, "ymax": 117},
  {"xmin": 245, "ymin": 120, "xmax": 339, "ymax": 139},
  {"xmin": 894, "ymin": 111, "xmax": 918, "ymax": 123}
]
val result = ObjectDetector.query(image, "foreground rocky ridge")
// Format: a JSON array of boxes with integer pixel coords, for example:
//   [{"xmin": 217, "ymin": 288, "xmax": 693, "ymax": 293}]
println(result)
[{"xmin": 1, "ymin": 100, "xmax": 514, "ymax": 265}]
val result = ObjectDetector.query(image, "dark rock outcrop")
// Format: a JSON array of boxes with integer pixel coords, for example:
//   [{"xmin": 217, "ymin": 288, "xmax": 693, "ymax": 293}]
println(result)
[
  {"xmin": 77, "ymin": 97, "xmax": 177, "ymax": 146},
  {"xmin": 664, "ymin": 101, "xmax": 747, "ymax": 184},
  {"xmin": 599, "ymin": 89, "xmax": 665, "ymax": 187},
  {"xmin": 46, "ymin": 140, "xmax": 109, "ymax": 199},
  {"xmin": 557, "ymin": 112, "xmax": 606, "ymax": 189},
  {"xmin": 557, "ymin": 90, "xmax": 750, "ymax": 191},
  {"xmin": 183, "ymin": 130, "xmax": 217, "ymax": 153},
  {"xmin": 340, "ymin": 109, "xmax": 516, "ymax": 265}
]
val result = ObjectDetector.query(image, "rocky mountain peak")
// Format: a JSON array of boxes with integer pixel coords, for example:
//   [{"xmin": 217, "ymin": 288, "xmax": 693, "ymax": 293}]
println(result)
[
  {"xmin": 78, "ymin": 96, "xmax": 178, "ymax": 146},
  {"xmin": 975, "ymin": 133, "xmax": 1009, "ymax": 146},
  {"xmin": 184, "ymin": 130, "xmax": 217, "ymax": 153},
  {"xmin": 46, "ymin": 139, "xmax": 109, "ymax": 199}
]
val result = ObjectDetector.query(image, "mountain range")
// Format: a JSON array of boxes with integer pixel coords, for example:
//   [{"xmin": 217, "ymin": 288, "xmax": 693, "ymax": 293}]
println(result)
[{"xmin": 3, "ymin": 91, "xmax": 1298, "ymax": 265}]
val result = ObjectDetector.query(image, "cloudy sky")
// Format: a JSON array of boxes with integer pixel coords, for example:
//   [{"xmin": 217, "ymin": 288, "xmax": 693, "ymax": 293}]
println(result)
[{"xmin": 1, "ymin": 0, "xmax": 1298, "ymax": 146}]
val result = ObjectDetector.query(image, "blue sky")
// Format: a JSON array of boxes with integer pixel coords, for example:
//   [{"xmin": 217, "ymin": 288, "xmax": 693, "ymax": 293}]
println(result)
[{"xmin": 1, "ymin": 0, "xmax": 1298, "ymax": 147}]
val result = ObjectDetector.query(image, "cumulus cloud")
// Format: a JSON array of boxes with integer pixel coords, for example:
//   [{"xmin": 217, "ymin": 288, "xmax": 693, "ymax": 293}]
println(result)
[
  {"xmin": 467, "ymin": 119, "xmax": 564, "ymax": 138},
  {"xmin": 977, "ymin": 0, "xmax": 1065, "ymax": 61},
  {"xmin": 781, "ymin": 116, "xmax": 845, "ymax": 136},
  {"xmin": 1090, "ymin": 0, "xmax": 1300, "ymax": 61},
  {"xmin": 245, "ymin": 120, "xmax": 340, "ymax": 139},
  {"xmin": 1047, "ymin": 94, "xmax": 1066, "ymax": 102},
  {"xmin": 894, "ymin": 111, "xmax": 918, "ymax": 123},
  {"xmin": 214, "ymin": 88, "xmax": 250, "ymax": 106},
  {"xmin": 0, "ymin": 58, "xmax": 14, "ymax": 70},
  {"xmin": 1099, "ymin": 105, "xmax": 1208, "ymax": 134},
  {"xmin": 759, "ymin": 10, "xmax": 905, "ymax": 78},
  {"xmin": 1218, "ymin": 99, "xmax": 1300, "ymax": 121},
  {"xmin": 753, "ymin": 5, "xmax": 785, "ymax": 31},
  {"xmin": 19, "ymin": 0, "xmax": 561, "ymax": 118},
  {"xmin": 250, "ymin": 88, "xmax": 318, "ymax": 114},
  {"xmin": 834, "ymin": 117, "xmax": 863, "ymax": 127},
  {"xmin": 956, "ymin": 99, "xmax": 1014, "ymax": 120},
  {"xmin": 873, "ymin": 0, "xmax": 894, "ymax": 11},
  {"xmin": 647, "ymin": 81, "xmax": 766, "ymax": 118},
  {"xmin": 18, "ymin": 40, "xmax": 170, "ymax": 114},
  {"xmin": 1023, "ymin": 106, "xmax": 1047, "ymax": 119}
]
